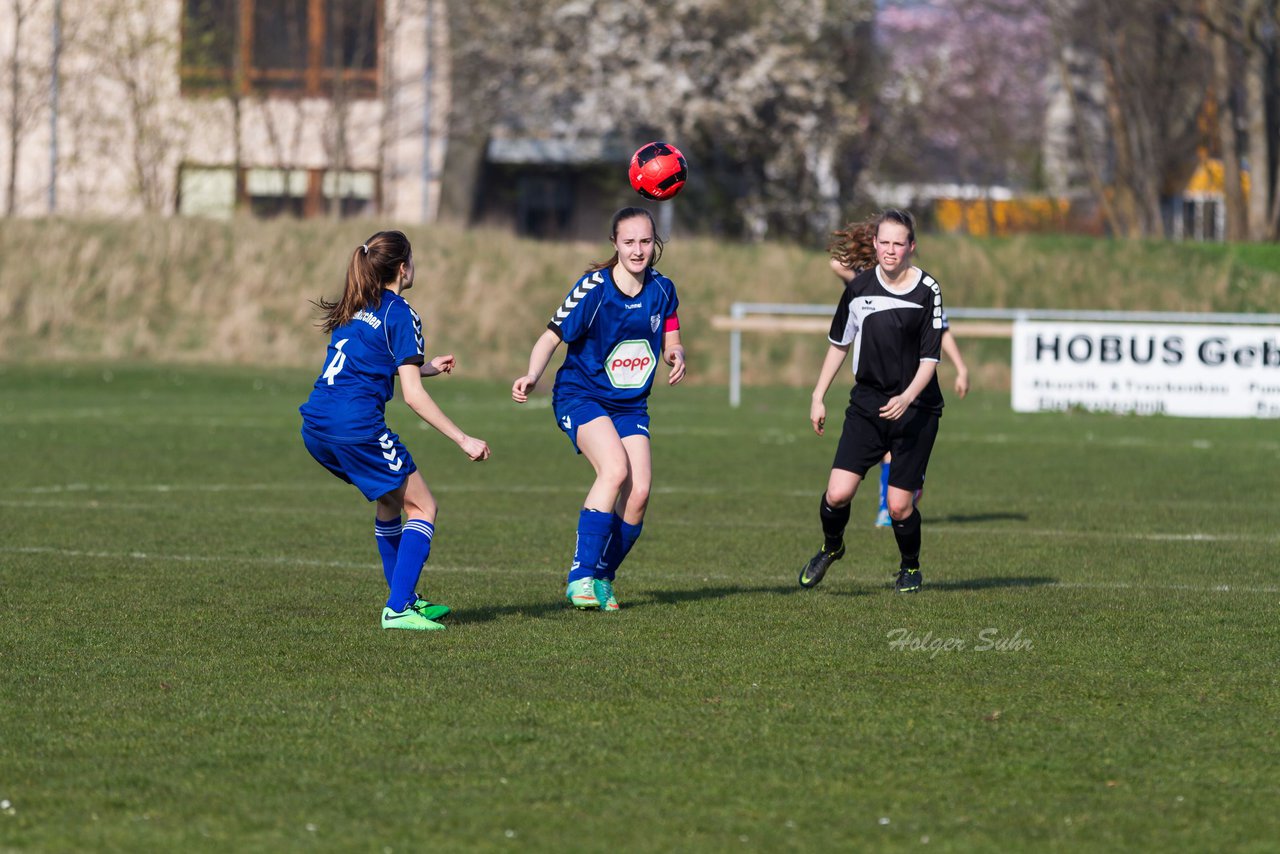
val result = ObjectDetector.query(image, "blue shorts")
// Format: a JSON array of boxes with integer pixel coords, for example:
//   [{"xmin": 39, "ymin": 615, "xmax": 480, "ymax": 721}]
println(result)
[
  {"xmin": 301, "ymin": 427, "xmax": 418, "ymax": 501},
  {"xmin": 553, "ymin": 398, "xmax": 650, "ymax": 454}
]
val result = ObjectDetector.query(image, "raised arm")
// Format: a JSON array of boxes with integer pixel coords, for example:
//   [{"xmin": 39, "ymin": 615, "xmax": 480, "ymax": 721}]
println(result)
[
  {"xmin": 419, "ymin": 354, "xmax": 456, "ymax": 378},
  {"xmin": 397, "ymin": 364, "xmax": 490, "ymax": 460}
]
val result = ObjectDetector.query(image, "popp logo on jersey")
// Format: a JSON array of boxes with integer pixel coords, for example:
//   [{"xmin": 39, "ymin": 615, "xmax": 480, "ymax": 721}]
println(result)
[{"xmin": 605, "ymin": 339, "xmax": 657, "ymax": 389}]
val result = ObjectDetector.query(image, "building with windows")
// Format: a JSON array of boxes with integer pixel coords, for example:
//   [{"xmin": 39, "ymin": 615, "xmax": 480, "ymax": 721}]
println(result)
[{"xmin": 1, "ymin": 0, "xmax": 447, "ymax": 221}]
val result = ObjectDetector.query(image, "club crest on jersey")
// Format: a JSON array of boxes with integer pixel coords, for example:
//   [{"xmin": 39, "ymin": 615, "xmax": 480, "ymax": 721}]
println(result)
[
  {"xmin": 605, "ymin": 339, "xmax": 656, "ymax": 389},
  {"xmin": 650, "ymin": 314, "xmax": 661, "ymax": 333}
]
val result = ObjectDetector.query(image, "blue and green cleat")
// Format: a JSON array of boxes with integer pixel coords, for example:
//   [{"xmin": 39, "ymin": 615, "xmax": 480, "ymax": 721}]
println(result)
[
  {"xmin": 381, "ymin": 605, "xmax": 447, "ymax": 631},
  {"xmin": 593, "ymin": 578, "xmax": 620, "ymax": 612},
  {"xmin": 412, "ymin": 595, "xmax": 451, "ymax": 622},
  {"xmin": 565, "ymin": 577, "xmax": 599, "ymax": 609}
]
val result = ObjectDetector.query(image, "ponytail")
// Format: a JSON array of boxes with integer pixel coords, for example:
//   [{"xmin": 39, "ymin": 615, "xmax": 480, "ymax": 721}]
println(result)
[{"xmin": 313, "ymin": 230, "xmax": 413, "ymax": 332}]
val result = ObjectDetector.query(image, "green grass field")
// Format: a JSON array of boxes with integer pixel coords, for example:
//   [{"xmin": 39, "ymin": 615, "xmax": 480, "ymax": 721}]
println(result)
[{"xmin": 2, "ymin": 362, "xmax": 1277, "ymax": 852}]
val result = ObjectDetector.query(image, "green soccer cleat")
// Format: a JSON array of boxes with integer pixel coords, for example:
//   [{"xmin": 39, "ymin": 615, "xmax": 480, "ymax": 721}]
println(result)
[
  {"xmin": 413, "ymin": 595, "xmax": 451, "ymax": 622},
  {"xmin": 565, "ymin": 577, "xmax": 599, "ymax": 609},
  {"xmin": 799, "ymin": 543, "xmax": 846, "ymax": 589},
  {"xmin": 894, "ymin": 567, "xmax": 923, "ymax": 594},
  {"xmin": 381, "ymin": 605, "xmax": 447, "ymax": 631},
  {"xmin": 594, "ymin": 578, "xmax": 620, "ymax": 612}
]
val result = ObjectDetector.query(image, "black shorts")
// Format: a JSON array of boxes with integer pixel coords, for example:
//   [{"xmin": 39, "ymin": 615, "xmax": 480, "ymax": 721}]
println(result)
[{"xmin": 831, "ymin": 403, "xmax": 939, "ymax": 491}]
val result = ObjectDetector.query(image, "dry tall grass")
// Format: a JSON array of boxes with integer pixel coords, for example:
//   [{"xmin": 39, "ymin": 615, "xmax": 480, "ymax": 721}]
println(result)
[{"xmin": 3, "ymin": 217, "xmax": 1277, "ymax": 388}]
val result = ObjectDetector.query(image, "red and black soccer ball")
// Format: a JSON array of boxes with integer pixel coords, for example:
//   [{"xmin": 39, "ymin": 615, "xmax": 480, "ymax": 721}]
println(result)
[{"xmin": 628, "ymin": 141, "xmax": 688, "ymax": 201}]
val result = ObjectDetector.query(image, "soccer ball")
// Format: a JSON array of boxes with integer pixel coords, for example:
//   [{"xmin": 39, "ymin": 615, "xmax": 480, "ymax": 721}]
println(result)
[{"xmin": 628, "ymin": 141, "xmax": 688, "ymax": 201}]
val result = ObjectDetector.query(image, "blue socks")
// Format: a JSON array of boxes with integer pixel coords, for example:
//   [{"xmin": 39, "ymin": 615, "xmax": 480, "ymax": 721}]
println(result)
[
  {"xmin": 374, "ymin": 517, "xmax": 402, "ymax": 586},
  {"xmin": 568, "ymin": 509, "xmax": 613, "ymax": 583},
  {"xmin": 597, "ymin": 514, "xmax": 643, "ymax": 581},
  {"xmin": 387, "ymin": 518, "xmax": 434, "ymax": 611},
  {"xmin": 879, "ymin": 461, "xmax": 891, "ymax": 513}
]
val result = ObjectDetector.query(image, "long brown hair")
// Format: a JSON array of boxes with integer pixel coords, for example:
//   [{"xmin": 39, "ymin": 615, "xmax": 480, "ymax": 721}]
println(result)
[
  {"xmin": 828, "ymin": 217, "xmax": 877, "ymax": 274},
  {"xmin": 829, "ymin": 208, "xmax": 917, "ymax": 275},
  {"xmin": 585, "ymin": 207, "xmax": 665, "ymax": 274},
  {"xmin": 313, "ymin": 230, "xmax": 413, "ymax": 333}
]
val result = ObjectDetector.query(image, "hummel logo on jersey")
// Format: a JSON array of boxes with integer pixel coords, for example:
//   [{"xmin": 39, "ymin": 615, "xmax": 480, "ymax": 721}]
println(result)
[
  {"xmin": 379, "ymin": 433, "xmax": 404, "ymax": 471},
  {"xmin": 624, "ymin": 302, "xmax": 642, "ymax": 309},
  {"xmin": 561, "ymin": 415, "xmax": 572, "ymax": 430},
  {"xmin": 409, "ymin": 307, "xmax": 424, "ymax": 354},
  {"xmin": 552, "ymin": 271, "xmax": 604, "ymax": 326}
]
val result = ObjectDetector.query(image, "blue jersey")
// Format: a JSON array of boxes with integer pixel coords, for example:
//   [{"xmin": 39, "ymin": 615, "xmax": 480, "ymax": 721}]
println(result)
[
  {"xmin": 549, "ymin": 266, "xmax": 679, "ymax": 408},
  {"xmin": 299, "ymin": 290, "xmax": 425, "ymax": 443}
]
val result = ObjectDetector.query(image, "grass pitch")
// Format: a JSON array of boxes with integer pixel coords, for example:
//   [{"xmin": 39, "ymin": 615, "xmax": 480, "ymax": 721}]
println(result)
[{"xmin": 2, "ymin": 362, "xmax": 1277, "ymax": 851}]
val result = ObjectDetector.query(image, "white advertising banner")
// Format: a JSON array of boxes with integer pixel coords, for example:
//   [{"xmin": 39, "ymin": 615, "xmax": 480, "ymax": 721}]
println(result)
[{"xmin": 1012, "ymin": 320, "xmax": 1280, "ymax": 418}]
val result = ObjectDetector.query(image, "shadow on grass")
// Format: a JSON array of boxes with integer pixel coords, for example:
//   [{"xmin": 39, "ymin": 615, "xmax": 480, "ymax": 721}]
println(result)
[
  {"xmin": 932, "ymin": 512, "xmax": 1030, "ymax": 524},
  {"xmin": 927, "ymin": 575, "xmax": 1057, "ymax": 591},
  {"xmin": 634, "ymin": 583, "xmax": 875, "ymax": 607},
  {"xmin": 460, "ymin": 582, "xmax": 871, "ymax": 622}
]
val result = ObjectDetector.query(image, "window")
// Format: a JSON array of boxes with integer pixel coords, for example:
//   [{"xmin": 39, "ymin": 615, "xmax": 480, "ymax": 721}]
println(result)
[
  {"xmin": 178, "ymin": 165, "xmax": 378, "ymax": 218},
  {"xmin": 182, "ymin": 0, "xmax": 380, "ymax": 98}
]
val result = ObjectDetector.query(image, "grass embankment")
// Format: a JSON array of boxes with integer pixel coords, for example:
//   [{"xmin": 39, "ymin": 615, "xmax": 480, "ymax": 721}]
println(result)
[{"xmin": 2, "ymin": 217, "xmax": 1278, "ymax": 389}]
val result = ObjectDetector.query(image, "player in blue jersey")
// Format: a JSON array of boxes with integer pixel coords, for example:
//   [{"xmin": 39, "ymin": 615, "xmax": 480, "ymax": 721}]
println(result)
[
  {"xmin": 828, "ymin": 217, "xmax": 969, "ymax": 528},
  {"xmin": 800, "ymin": 209, "xmax": 944, "ymax": 593},
  {"xmin": 300, "ymin": 230, "xmax": 490, "ymax": 631},
  {"xmin": 511, "ymin": 207, "xmax": 686, "ymax": 612}
]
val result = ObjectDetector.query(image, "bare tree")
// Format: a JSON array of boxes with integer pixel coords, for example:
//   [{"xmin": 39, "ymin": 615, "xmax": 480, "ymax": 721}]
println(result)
[
  {"xmin": 1048, "ymin": 0, "xmax": 1208, "ymax": 238},
  {"xmin": 442, "ymin": 0, "xmax": 877, "ymax": 240},
  {"xmin": 84, "ymin": 0, "xmax": 189, "ymax": 212},
  {"xmin": 3, "ymin": 0, "xmax": 47, "ymax": 216},
  {"xmin": 873, "ymin": 0, "xmax": 1053, "ymax": 193},
  {"xmin": 1199, "ymin": 0, "xmax": 1279, "ymax": 240}
]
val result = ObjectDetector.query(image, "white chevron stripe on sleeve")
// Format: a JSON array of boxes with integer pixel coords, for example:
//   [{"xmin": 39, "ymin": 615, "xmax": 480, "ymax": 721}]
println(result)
[{"xmin": 551, "ymin": 271, "xmax": 604, "ymax": 326}]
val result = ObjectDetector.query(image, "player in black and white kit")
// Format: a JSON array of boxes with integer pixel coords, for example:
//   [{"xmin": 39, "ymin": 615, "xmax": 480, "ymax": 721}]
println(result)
[{"xmin": 799, "ymin": 209, "xmax": 944, "ymax": 593}]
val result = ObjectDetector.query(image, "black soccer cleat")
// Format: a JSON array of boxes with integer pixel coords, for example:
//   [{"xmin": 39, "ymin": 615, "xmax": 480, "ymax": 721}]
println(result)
[
  {"xmin": 799, "ymin": 543, "xmax": 846, "ymax": 588},
  {"xmin": 894, "ymin": 567, "xmax": 923, "ymax": 593}
]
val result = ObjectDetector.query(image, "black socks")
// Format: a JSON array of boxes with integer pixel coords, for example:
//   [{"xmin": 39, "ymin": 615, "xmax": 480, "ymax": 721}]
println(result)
[
  {"xmin": 892, "ymin": 507, "xmax": 922, "ymax": 569},
  {"xmin": 819, "ymin": 494, "xmax": 850, "ymax": 552}
]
